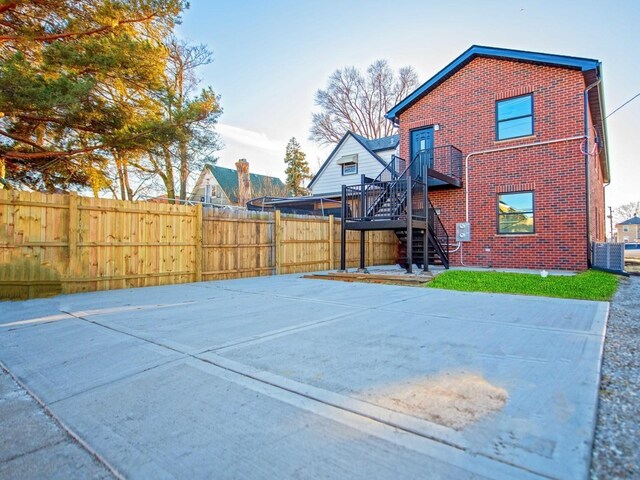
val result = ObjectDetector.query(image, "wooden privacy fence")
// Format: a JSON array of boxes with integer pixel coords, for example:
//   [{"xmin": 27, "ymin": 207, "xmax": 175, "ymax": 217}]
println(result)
[{"xmin": 0, "ymin": 190, "xmax": 399, "ymax": 300}]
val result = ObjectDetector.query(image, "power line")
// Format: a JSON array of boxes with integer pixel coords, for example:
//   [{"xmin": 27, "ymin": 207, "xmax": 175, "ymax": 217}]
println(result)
[{"xmin": 606, "ymin": 91, "xmax": 640, "ymax": 119}]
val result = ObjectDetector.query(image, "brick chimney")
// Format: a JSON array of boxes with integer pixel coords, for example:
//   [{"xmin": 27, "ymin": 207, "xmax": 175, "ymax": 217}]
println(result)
[{"xmin": 235, "ymin": 159, "xmax": 252, "ymax": 206}]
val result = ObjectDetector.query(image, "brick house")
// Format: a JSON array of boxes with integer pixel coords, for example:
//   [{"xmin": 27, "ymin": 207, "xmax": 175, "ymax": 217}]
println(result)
[{"xmin": 340, "ymin": 45, "xmax": 609, "ymax": 272}]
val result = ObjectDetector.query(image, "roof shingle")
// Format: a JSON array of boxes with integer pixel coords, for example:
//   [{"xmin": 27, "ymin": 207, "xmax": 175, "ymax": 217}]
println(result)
[
  {"xmin": 619, "ymin": 216, "xmax": 640, "ymax": 226},
  {"xmin": 205, "ymin": 164, "xmax": 285, "ymax": 203}
]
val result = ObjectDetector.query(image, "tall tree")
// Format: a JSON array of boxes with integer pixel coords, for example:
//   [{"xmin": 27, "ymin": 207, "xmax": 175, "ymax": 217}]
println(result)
[
  {"xmin": 284, "ymin": 137, "xmax": 311, "ymax": 197},
  {"xmin": 160, "ymin": 38, "xmax": 222, "ymax": 201},
  {"xmin": 0, "ymin": 0, "xmax": 186, "ymax": 191},
  {"xmin": 310, "ymin": 60, "xmax": 419, "ymax": 145}
]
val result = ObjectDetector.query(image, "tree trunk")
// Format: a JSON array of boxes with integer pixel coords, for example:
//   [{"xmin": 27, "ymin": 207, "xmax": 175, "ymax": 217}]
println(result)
[
  {"xmin": 0, "ymin": 157, "xmax": 5, "ymax": 189},
  {"xmin": 162, "ymin": 148, "xmax": 176, "ymax": 203},
  {"xmin": 113, "ymin": 151, "xmax": 134, "ymax": 201},
  {"xmin": 114, "ymin": 153, "xmax": 126, "ymax": 200},
  {"xmin": 179, "ymin": 138, "xmax": 188, "ymax": 200},
  {"xmin": 123, "ymin": 165, "xmax": 133, "ymax": 200}
]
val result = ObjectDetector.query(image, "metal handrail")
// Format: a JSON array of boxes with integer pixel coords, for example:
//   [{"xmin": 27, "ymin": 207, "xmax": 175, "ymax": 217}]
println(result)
[
  {"xmin": 399, "ymin": 145, "xmax": 463, "ymax": 181},
  {"xmin": 343, "ymin": 147, "xmax": 458, "ymax": 268},
  {"xmin": 428, "ymin": 196, "xmax": 449, "ymax": 264}
]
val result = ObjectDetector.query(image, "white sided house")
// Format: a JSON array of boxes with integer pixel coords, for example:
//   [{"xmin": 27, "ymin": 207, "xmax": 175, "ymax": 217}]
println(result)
[{"xmin": 308, "ymin": 131, "xmax": 399, "ymax": 197}]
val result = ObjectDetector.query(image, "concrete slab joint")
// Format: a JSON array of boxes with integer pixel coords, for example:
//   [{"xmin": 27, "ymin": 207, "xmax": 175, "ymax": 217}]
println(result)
[{"xmin": 0, "ymin": 274, "xmax": 609, "ymax": 479}]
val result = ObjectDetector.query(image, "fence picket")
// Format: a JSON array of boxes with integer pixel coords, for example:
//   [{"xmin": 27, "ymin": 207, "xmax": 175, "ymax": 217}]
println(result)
[{"xmin": 0, "ymin": 191, "xmax": 399, "ymax": 300}]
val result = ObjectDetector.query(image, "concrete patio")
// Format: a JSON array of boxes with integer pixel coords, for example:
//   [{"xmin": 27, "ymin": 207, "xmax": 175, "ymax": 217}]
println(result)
[{"xmin": 0, "ymin": 274, "xmax": 609, "ymax": 479}]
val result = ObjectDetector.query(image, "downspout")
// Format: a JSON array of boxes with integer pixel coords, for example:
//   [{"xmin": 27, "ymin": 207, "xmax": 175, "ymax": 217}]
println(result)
[{"xmin": 584, "ymin": 78, "xmax": 602, "ymax": 266}]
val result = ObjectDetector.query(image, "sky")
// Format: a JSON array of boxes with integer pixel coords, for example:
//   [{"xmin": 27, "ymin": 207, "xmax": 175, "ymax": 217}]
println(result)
[{"xmin": 176, "ymin": 0, "xmax": 640, "ymax": 209}]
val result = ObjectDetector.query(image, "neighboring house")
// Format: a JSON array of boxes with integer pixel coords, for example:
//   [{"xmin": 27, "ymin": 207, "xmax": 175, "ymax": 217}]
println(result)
[
  {"xmin": 308, "ymin": 131, "xmax": 399, "ymax": 197},
  {"xmin": 249, "ymin": 131, "xmax": 398, "ymax": 216},
  {"xmin": 615, "ymin": 216, "xmax": 640, "ymax": 243},
  {"xmin": 340, "ymin": 45, "xmax": 609, "ymax": 272},
  {"xmin": 190, "ymin": 159, "xmax": 286, "ymax": 207}
]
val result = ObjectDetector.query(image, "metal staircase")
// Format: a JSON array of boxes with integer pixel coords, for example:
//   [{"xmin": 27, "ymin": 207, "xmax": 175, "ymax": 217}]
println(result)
[
  {"xmin": 395, "ymin": 198, "xmax": 450, "ymax": 269},
  {"xmin": 340, "ymin": 146, "xmax": 462, "ymax": 273}
]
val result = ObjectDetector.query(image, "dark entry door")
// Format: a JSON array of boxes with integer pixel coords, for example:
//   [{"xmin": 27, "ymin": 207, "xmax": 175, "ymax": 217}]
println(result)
[{"xmin": 410, "ymin": 127, "xmax": 434, "ymax": 180}]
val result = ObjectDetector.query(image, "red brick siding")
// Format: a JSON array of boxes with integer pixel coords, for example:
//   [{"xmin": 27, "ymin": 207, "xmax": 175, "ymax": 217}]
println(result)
[{"xmin": 397, "ymin": 57, "xmax": 602, "ymax": 270}]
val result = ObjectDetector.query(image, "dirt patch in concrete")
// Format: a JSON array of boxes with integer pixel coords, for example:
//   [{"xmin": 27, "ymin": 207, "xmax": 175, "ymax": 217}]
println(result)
[{"xmin": 370, "ymin": 372, "xmax": 508, "ymax": 430}]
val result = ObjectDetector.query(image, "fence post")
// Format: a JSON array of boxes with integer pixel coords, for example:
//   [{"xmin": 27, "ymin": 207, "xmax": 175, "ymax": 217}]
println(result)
[
  {"xmin": 328, "ymin": 215, "xmax": 334, "ymax": 269},
  {"xmin": 195, "ymin": 203, "xmax": 203, "ymax": 282},
  {"xmin": 67, "ymin": 192, "xmax": 79, "ymax": 279},
  {"xmin": 340, "ymin": 185, "xmax": 347, "ymax": 272},
  {"xmin": 275, "ymin": 210, "xmax": 281, "ymax": 275}
]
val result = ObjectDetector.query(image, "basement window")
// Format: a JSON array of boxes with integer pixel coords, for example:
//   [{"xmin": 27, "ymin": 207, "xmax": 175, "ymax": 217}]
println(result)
[
  {"xmin": 498, "ymin": 191, "xmax": 534, "ymax": 234},
  {"xmin": 496, "ymin": 94, "xmax": 533, "ymax": 140}
]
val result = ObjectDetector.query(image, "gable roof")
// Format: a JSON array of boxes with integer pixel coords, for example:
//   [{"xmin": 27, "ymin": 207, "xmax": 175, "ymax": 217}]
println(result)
[
  {"xmin": 385, "ymin": 45, "xmax": 609, "ymax": 182},
  {"xmin": 386, "ymin": 45, "xmax": 601, "ymax": 121},
  {"xmin": 308, "ymin": 131, "xmax": 398, "ymax": 188},
  {"xmin": 619, "ymin": 216, "xmax": 640, "ymax": 226},
  {"xmin": 205, "ymin": 164, "xmax": 285, "ymax": 204}
]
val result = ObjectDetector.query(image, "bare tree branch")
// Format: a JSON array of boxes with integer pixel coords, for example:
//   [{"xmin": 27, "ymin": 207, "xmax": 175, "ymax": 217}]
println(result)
[{"xmin": 310, "ymin": 60, "xmax": 419, "ymax": 145}]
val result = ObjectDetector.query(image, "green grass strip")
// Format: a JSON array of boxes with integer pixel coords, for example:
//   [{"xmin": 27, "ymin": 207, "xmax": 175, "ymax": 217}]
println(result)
[{"xmin": 426, "ymin": 269, "xmax": 619, "ymax": 301}]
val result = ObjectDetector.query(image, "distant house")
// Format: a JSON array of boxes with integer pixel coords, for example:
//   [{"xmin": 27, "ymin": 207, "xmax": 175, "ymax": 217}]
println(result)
[
  {"xmin": 615, "ymin": 216, "xmax": 640, "ymax": 243},
  {"xmin": 190, "ymin": 159, "xmax": 286, "ymax": 207},
  {"xmin": 247, "ymin": 131, "xmax": 398, "ymax": 216},
  {"xmin": 308, "ymin": 131, "xmax": 399, "ymax": 197}
]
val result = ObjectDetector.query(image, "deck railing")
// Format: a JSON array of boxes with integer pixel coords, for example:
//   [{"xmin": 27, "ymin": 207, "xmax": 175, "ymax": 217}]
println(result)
[{"xmin": 396, "ymin": 145, "xmax": 463, "ymax": 183}]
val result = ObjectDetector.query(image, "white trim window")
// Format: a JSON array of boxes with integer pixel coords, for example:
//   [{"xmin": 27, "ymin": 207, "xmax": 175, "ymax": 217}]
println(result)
[
  {"xmin": 337, "ymin": 154, "xmax": 358, "ymax": 176},
  {"xmin": 342, "ymin": 162, "xmax": 357, "ymax": 175}
]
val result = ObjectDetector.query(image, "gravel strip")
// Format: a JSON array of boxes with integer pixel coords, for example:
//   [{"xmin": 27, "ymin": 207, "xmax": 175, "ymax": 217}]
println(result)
[{"xmin": 590, "ymin": 276, "xmax": 640, "ymax": 479}]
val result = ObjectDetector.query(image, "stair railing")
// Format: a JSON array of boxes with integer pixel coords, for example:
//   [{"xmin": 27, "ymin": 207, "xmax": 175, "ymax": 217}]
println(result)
[{"xmin": 428, "ymin": 197, "xmax": 450, "ymax": 266}]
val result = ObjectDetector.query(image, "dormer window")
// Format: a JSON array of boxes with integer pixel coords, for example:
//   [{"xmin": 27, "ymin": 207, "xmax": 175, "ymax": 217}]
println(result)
[{"xmin": 337, "ymin": 154, "xmax": 358, "ymax": 175}]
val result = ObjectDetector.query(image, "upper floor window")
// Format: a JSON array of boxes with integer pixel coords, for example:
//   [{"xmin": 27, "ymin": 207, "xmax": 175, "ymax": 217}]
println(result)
[
  {"xmin": 496, "ymin": 94, "xmax": 533, "ymax": 140},
  {"xmin": 337, "ymin": 154, "xmax": 358, "ymax": 176},
  {"xmin": 342, "ymin": 162, "xmax": 357, "ymax": 175},
  {"xmin": 498, "ymin": 191, "xmax": 534, "ymax": 234},
  {"xmin": 623, "ymin": 225, "xmax": 629, "ymax": 232}
]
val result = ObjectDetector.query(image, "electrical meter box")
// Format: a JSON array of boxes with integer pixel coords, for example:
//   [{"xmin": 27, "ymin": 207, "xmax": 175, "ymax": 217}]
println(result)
[{"xmin": 456, "ymin": 222, "xmax": 471, "ymax": 242}]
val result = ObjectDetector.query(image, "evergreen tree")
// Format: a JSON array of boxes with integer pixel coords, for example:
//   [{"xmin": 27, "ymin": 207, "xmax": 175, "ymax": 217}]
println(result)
[
  {"xmin": 0, "ymin": 0, "xmax": 187, "ymax": 192},
  {"xmin": 284, "ymin": 138, "xmax": 311, "ymax": 197}
]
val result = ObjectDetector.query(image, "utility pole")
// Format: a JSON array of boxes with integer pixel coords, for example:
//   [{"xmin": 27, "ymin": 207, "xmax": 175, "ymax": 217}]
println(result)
[{"xmin": 607, "ymin": 206, "xmax": 614, "ymax": 242}]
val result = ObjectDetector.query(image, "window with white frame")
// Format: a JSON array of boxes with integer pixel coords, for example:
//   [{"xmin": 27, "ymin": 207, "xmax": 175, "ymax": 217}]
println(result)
[
  {"xmin": 338, "ymin": 154, "xmax": 358, "ymax": 176},
  {"xmin": 341, "ymin": 162, "xmax": 357, "ymax": 175}
]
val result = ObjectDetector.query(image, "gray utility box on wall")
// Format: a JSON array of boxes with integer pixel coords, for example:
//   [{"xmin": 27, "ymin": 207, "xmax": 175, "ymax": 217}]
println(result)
[{"xmin": 456, "ymin": 222, "xmax": 471, "ymax": 242}]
